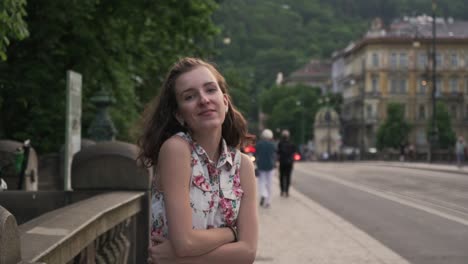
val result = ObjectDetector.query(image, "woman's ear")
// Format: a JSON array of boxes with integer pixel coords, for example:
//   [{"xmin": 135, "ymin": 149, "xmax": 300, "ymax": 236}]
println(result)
[
  {"xmin": 223, "ymin": 94, "xmax": 229, "ymax": 112},
  {"xmin": 174, "ymin": 112, "xmax": 184, "ymax": 126}
]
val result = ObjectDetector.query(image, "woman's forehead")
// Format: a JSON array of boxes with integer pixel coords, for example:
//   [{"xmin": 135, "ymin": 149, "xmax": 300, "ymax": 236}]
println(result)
[{"xmin": 175, "ymin": 66, "xmax": 217, "ymax": 91}]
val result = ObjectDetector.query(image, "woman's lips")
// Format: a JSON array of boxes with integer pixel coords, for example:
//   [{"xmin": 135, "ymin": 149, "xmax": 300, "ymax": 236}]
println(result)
[{"xmin": 198, "ymin": 109, "xmax": 216, "ymax": 116}]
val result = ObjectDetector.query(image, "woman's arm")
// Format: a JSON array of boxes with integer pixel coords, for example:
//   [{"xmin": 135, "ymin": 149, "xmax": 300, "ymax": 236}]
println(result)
[
  {"xmin": 158, "ymin": 136, "xmax": 235, "ymax": 257},
  {"xmin": 150, "ymin": 153, "xmax": 259, "ymax": 264}
]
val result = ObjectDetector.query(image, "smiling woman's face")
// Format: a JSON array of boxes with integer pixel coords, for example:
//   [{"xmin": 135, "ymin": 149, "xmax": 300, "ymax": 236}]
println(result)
[{"xmin": 174, "ymin": 66, "xmax": 228, "ymax": 135}]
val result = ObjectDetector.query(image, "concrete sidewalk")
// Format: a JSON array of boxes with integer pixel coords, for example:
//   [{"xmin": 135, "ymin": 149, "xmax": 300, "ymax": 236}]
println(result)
[{"xmin": 254, "ymin": 178, "xmax": 410, "ymax": 264}]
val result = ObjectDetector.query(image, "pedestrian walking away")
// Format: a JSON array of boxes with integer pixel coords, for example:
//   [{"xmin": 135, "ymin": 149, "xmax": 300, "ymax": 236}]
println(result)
[
  {"xmin": 255, "ymin": 129, "xmax": 276, "ymax": 208},
  {"xmin": 138, "ymin": 57, "xmax": 258, "ymax": 264},
  {"xmin": 277, "ymin": 130, "xmax": 296, "ymax": 197}
]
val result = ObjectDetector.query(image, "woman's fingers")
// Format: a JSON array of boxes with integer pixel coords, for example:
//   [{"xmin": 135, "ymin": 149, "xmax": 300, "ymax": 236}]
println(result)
[{"xmin": 151, "ymin": 234, "xmax": 168, "ymax": 244}]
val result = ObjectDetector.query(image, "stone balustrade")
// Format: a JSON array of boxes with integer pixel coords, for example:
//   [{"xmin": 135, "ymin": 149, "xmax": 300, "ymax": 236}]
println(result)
[
  {"xmin": 1, "ymin": 191, "xmax": 149, "ymax": 264},
  {"xmin": 0, "ymin": 140, "xmax": 152, "ymax": 264}
]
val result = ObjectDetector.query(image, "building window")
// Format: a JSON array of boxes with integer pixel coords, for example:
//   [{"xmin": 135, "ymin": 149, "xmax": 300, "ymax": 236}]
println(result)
[
  {"xmin": 418, "ymin": 52, "xmax": 427, "ymax": 69},
  {"xmin": 390, "ymin": 78, "xmax": 407, "ymax": 94},
  {"xmin": 465, "ymin": 77, "xmax": 468, "ymax": 94},
  {"xmin": 366, "ymin": 104, "xmax": 373, "ymax": 118},
  {"xmin": 399, "ymin": 79, "xmax": 407, "ymax": 93},
  {"xmin": 371, "ymin": 76, "xmax": 379, "ymax": 93},
  {"xmin": 451, "ymin": 53, "xmax": 458, "ymax": 68},
  {"xmin": 399, "ymin": 53, "xmax": 407, "ymax": 68},
  {"xmin": 465, "ymin": 105, "xmax": 468, "ymax": 120},
  {"xmin": 417, "ymin": 129, "xmax": 426, "ymax": 145},
  {"xmin": 390, "ymin": 52, "xmax": 397, "ymax": 69},
  {"xmin": 372, "ymin": 53, "xmax": 379, "ymax": 67},
  {"xmin": 451, "ymin": 105, "xmax": 457, "ymax": 119},
  {"xmin": 418, "ymin": 78, "xmax": 427, "ymax": 94},
  {"xmin": 450, "ymin": 78, "xmax": 458, "ymax": 94},
  {"xmin": 418, "ymin": 105, "xmax": 426, "ymax": 120},
  {"xmin": 436, "ymin": 52, "xmax": 442, "ymax": 68},
  {"xmin": 435, "ymin": 78, "xmax": 442, "ymax": 97},
  {"xmin": 390, "ymin": 79, "xmax": 398, "ymax": 94}
]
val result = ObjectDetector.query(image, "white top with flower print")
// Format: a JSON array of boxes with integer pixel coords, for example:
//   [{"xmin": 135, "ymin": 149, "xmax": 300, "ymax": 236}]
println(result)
[{"xmin": 151, "ymin": 132, "xmax": 243, "ymax": 239}]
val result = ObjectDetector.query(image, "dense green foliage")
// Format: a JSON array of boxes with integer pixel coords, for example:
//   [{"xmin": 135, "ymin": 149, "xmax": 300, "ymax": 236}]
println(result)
[
  {"xmin": 214, "ymin": 0, "xmax": 468, "ymax": 88},
  {"xmin": 213, "ymin": 0, "xmax": 468, "ymax": 138},
  {"xmin": 260, "ymin": 85, "xmax": 341, "ymax": 144},
  {"xmin": 428, "ymin": 102, "xmax": 456, "ymax": 149},
  {"xmin": 0, "ymin": 0, "xmax": 29, "ymax": 60},
  {"xmin": 0, "ymin": 0, "xmax": 219, "ymax": 152},
  {"xmin": 376, "ymin": 103, "xmax": 411, "ymax": 150},
  {"xmin": 213, "ymin": 0, "xmax": 367, "ymax": 86},
  {"xmin": 2, "ymin": 0, "xmax": 467, "ymax": 153}
]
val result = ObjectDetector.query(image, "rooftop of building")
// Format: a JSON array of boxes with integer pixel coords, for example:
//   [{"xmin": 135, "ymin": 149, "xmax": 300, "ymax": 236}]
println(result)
[
  {"xmin": 288, "ymin": 59, "xmax": 331, "ymax": 78},
  {"xmin": 367, "ymin": 15, "xmax": 468, "ymax": 39},
  {"xmin": 333, "ymin": 15, "xmax": 468, "ymax": 58}
]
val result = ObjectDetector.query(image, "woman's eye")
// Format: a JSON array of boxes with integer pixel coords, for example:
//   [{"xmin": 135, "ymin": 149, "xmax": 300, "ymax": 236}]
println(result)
[
  {"xmin": 207, "ymin": 87, "xmax": 217, "ymax": 93},
  {"xmin": 184, "ymin": 95, "xmax": 194, "ymax": 101}
]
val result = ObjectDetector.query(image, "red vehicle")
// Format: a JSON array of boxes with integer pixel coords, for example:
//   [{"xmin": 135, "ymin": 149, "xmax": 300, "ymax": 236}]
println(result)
[
  {"xmin": 242, "ymin": 145, "xmax": 257, "ymax": 175},
  {"xmin": 293, "ymin": 152, "xmax": 302, "ymax": 161}
]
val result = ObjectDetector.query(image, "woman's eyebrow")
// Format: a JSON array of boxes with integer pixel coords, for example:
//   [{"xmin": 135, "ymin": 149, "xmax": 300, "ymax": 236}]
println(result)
[
  {"xmin": 203, "ymin": 81, "xmax": 217, "ymax": 87},
  {"xmin": 178, "ymin": 87, "xmax": 196, "ymax": 96},
  {"xmin": 178, "ymin": 81, "xmax": 217, "ymax": 96}
]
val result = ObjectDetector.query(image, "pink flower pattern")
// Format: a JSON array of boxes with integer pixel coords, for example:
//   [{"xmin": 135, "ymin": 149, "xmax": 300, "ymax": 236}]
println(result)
[{"xmin": 151, "ymin": 132, "xmax": 244, "ymax": 237}]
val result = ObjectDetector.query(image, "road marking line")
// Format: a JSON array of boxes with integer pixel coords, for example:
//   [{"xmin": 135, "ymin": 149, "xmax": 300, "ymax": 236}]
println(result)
[{"xmin": 296, "ymin": 166, "xmax": 468, "ymax": 227}]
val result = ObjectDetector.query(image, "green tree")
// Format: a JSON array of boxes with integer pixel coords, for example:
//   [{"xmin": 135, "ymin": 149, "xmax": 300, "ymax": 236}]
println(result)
[
  {"xmin": 0, "ymin": 0, "xmax": 219, "ymax": 153},
  {"xmin": 260, "ymin": 84, "xmax": 322, "ymax": 144},
  {"xmin": 0, "ymin": 0, "xmax": 29, "ymax": 60},
  {"xmin": 222, "ymin": 67, "xmax": 251, "ymax": 117},
  {"xmin": 428, "ymin": 102, "xmax": 456, "ymax": 149},
  {"xmin": 376, "ymin": 103, "xmax": 411, "ymax": 150}
]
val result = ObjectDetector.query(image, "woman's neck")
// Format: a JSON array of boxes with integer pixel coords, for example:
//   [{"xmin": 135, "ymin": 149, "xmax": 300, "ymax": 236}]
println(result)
[{"xmin": 192, "ymin": 129, "xmax": 222, "ymax": 162}]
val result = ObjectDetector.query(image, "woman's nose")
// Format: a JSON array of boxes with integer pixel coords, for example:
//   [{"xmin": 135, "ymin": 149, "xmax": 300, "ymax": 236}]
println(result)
[{"xmin": 199, "ymin": 92, "xmax": 210, "ymax": 104}]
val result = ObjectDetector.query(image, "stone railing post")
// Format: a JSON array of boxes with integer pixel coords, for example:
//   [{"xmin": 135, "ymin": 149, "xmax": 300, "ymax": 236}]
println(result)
[
  {"xmin": 72, "ymin": 141, "xmax": 152, "ymax": 263},
  {"xmin": 0, "ymin": 205, "xmax": 21, "ymax": 264}
]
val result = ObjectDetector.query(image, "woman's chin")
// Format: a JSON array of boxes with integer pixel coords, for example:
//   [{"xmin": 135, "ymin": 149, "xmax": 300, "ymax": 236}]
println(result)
[{"xmin": 192, "ymin": 122, "xmax": 223, "ymax": 133}]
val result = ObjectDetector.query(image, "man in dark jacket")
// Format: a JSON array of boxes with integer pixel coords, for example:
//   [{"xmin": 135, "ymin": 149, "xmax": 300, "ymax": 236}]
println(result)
[{"xmin": 277, "ymin": 130, "xmax": 296, "ymax": 197}]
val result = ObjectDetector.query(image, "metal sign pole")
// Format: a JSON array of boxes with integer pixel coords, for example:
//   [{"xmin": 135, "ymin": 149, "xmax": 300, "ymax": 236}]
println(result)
[{"xmin": 64, "ymin": 70, "xmax": 82, "ymax": 191}]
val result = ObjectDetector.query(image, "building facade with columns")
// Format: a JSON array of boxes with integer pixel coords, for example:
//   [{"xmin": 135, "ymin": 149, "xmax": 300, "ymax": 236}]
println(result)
[{"xmin": 333, "ymin": 16, "xmax": 468, "ymax": 153}]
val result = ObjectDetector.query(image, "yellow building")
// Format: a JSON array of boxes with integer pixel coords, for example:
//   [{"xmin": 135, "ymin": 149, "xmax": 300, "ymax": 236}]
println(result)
[{"xmin": 333, "ymin": 16, "xmax": 468, "ymax": 153}]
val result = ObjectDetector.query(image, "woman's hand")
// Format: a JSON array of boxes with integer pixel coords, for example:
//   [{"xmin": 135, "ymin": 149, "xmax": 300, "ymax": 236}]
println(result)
[{"xmin": 148, "ymin": 235, "xmax": 179, "ymax": 264}]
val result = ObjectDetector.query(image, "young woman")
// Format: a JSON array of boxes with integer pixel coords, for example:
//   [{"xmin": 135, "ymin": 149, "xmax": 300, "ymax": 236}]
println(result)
[{"xmin": 137, "ymin": 57, "xmax": 258, "ymax": 264}]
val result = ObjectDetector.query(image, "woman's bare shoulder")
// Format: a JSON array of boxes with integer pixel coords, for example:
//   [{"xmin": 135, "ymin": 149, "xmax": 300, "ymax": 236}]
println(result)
[
  {"xmin": 239, "ymin": 152, "xmax": 255, "ymax": 175},
  {"xmin": 159, "ymin": 134, "xmax": 191, "ymax": 157}
]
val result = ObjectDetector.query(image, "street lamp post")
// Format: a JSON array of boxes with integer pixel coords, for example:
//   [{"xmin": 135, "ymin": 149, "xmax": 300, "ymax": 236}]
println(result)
[
  {"xmin": 429, "ymin": 0, "xmax": 438, "ymax": 162},
  {"xmin": 296, "ymin": 98, "xmax": 305, "ymax": 146},
  {"xmin": 325, "ymin": 109, "xmax": 331, "ymax": 157},
  {"xmin": 320, "ymin": 97, "xmax": 331, "ymax": 158}
]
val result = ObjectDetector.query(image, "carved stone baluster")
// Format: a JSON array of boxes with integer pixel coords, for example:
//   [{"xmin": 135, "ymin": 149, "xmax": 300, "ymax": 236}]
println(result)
[
  {"xmin": 95, "ymin": 235, "xmax": 107, "ymax": 264},
  {"xmin": 101, "ymin": 229, "xmax": 117, "ymax": 263},
  {"xmin": 116, "ymin": 221, "xmax": 131, "ymax": 264}
]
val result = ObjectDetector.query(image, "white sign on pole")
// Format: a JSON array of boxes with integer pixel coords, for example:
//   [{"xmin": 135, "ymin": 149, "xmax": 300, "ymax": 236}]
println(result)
[{"xmin": 64, "ymin": 70, "xmax": 82, "ymax": 191}]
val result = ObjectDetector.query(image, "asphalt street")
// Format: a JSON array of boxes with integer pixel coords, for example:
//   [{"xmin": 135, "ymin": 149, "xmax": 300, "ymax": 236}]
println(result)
[{"xmin": 292, "ymin": 162, "xmax": 468, "ymax": 264}]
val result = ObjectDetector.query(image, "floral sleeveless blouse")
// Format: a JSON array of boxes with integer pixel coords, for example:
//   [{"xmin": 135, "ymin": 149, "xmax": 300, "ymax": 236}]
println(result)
[{"xmin": 151, "ymin": 132, "xmax": 244, "ymax": 239}]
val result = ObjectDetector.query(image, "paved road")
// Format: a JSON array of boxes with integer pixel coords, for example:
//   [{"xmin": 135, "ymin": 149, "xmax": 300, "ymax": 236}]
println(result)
[{"xmin": 293, "ymin": 162, "xmax": 468, "ymax": 264}]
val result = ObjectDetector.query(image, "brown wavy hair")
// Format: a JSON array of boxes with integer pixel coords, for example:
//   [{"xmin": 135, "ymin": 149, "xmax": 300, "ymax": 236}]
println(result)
[{"xmin": 137, "ymin": 57, "xmax": 254, "ymax": 168}]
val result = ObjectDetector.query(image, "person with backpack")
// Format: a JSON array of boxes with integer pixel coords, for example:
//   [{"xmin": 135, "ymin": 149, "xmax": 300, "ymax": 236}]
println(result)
[{"xmin": 277, "ymin": 130, "xmax": 297, "ymax": 197}]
